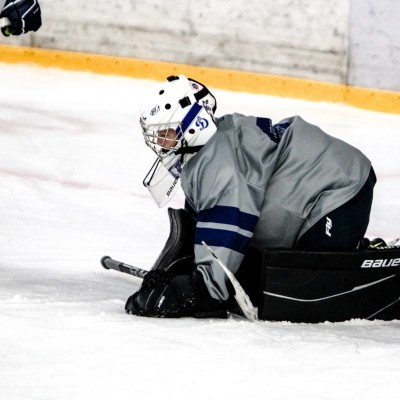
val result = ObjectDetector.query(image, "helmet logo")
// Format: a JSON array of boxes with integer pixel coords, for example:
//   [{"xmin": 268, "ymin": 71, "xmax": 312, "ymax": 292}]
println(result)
[
  {"xmin": 202, "ymin": 99, "xmax": 213, "ymax": 115},
  {"xmin": 195, "ymin": 116, "xmax": 209, "ymax": 130},
  {"xmin": 150, "ymin": 105, "xmax": 160, "ymax": 116}
]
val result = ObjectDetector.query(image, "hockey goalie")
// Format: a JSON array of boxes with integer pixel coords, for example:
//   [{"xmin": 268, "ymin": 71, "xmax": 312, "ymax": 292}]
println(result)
[{"xmin": 118, "ymin": 74, "xmax": 400, "ymax": 322}]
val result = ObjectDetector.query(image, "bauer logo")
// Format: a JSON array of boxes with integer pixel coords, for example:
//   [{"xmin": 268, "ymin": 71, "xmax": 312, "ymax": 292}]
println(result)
[
  {"xmin": 166, "ymin": 176, "xmax": 179, "ymax": 196},
  {"xmin": 361, "ymin": 258, "xmax": 400, "ymax": 268},
  {"xmin": 150, "ymin": 105, "xmax": 160, "ymax": 116},
  {"xmin": 157, "ymin": 295, "xmax": 166, "ymax": 309}
]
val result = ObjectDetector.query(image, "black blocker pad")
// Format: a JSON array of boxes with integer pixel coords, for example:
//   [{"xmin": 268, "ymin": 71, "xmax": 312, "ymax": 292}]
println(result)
[{"xmin": 259, "ymin": 247, "xmax": 400, "ymax": 322}]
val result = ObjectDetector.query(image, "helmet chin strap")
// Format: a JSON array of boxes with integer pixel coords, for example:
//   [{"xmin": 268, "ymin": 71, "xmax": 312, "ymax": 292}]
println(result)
[
  {"xmin": 174, "ymin": 143, "xmax": 204, "ymax": 165},
  {"xmin": 174, "ymin": 145, "xmax": 204, "ymax": 155}
]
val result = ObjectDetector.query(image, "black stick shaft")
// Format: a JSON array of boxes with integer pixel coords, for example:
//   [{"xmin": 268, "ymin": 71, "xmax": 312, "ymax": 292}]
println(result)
[{"xmin": 101, "ymin": 256, "xmax": 148, "ymax": 279}]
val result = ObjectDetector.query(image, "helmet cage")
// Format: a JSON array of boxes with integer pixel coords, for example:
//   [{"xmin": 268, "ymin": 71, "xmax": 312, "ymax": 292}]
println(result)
[
  {"xmin": 141, "ymin": 101, "xmax": 208, "ymax": 160},
  {"xmin": 141, "ymin": 119, "xmax": 183, "ymax": 158}
]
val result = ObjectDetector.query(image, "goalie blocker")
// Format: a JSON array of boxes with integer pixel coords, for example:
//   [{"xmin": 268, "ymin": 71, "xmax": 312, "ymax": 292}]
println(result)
[{"xmin": 256, "ymin": 246, "xmax": 400, "ymax": 322}]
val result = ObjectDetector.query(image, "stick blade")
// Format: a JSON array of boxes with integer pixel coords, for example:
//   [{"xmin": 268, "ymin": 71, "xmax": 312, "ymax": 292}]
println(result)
[{"xmin": 201, "ymin": 241, "xmax": 258, "ymax": 321}]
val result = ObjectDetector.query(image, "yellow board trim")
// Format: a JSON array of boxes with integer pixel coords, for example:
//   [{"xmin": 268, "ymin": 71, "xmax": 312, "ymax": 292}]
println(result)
[{"xmin": 1, "ymin": 44, "xmax": 399, "ymax": 114}]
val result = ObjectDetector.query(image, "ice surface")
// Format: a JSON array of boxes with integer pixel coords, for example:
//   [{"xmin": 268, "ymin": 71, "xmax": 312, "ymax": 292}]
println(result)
[{"xmin": 1, "ymin": 63, "xmax": 400, "ymax": 400}]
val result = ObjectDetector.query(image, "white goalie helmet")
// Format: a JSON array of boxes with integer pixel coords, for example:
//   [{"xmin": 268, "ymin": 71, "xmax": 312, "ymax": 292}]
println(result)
[
  {"xmin": 140, "ymin": 75, "xmax": 218, "ymax": 207},
  {"xmin": 140, "ymin": 75, "xmax": 217, "ymax": 170}
]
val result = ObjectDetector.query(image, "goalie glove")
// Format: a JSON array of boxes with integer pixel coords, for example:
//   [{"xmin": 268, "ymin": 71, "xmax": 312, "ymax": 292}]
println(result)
[
  {"xmin": 125, "ymin": 268, "xmax": 228, "ymax": 318},
  {"xmin": 1, "ymin": 0, "xmax": 41, "ymax": 36}
]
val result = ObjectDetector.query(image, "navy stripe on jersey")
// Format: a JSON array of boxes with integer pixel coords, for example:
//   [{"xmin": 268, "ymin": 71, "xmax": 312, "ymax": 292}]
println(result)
[
  {"xmin": 256, "ymin": 117, "xmax": 288, "ymax": 144},
  {"xmin": 197, "ymin": 206, "xmax": 258, "ymax": 232},
  {"xmin": 195, "ymin": 228, "xmax": 252, "ymax": 254},
  {"xmin": 256, "ymin": 117, "xmax": 278, "ymax": 143},
  {"xmin": 195, "ymin": 206, "xmax": 258, "ymax": 254}
]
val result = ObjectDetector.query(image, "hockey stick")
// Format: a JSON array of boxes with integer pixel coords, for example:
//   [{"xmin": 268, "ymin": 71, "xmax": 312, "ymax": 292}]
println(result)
[
  {"xmin": 101, "ymin": 256, "xmax": 148, "ymax": 279},
  {"xmin": 201, "ymin": 241, "xmax": 258, "ymax": 321},
  {"xmin": 102, "ymin": 251, "xmax": 257, "ymax": 320}
]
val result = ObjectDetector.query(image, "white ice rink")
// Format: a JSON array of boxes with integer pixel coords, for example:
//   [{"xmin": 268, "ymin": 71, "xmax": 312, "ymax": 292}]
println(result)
[{"xmin": 1, "ymin": 63, "xmax": 400, "ymax": 400}]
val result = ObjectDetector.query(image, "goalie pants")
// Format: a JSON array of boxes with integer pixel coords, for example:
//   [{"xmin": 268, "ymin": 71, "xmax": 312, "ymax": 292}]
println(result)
[{"xmin": 296, "ymin": 167, "xmax": 376, "ymax": 250}]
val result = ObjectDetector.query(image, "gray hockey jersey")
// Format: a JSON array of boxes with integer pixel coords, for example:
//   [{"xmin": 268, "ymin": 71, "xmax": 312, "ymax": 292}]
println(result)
[{"xmin": 181, "ymin": 114, "xmax": 372, "ymax": 300}]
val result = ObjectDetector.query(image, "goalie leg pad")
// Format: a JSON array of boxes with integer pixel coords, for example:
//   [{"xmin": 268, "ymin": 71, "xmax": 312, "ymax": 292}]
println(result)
[{"xmin": 259, "ymin": 246, "xmax": 400, "ymax": 322}]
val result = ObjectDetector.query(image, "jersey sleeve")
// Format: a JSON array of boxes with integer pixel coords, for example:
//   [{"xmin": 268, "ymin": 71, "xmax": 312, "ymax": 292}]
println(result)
[
  {"xmin": 192, "ymin": 181, "xmax": 264, "ymax": 301},
  {"xmin": 182, "ymin": 113, "xmax": 281, "ymax": 300}
]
